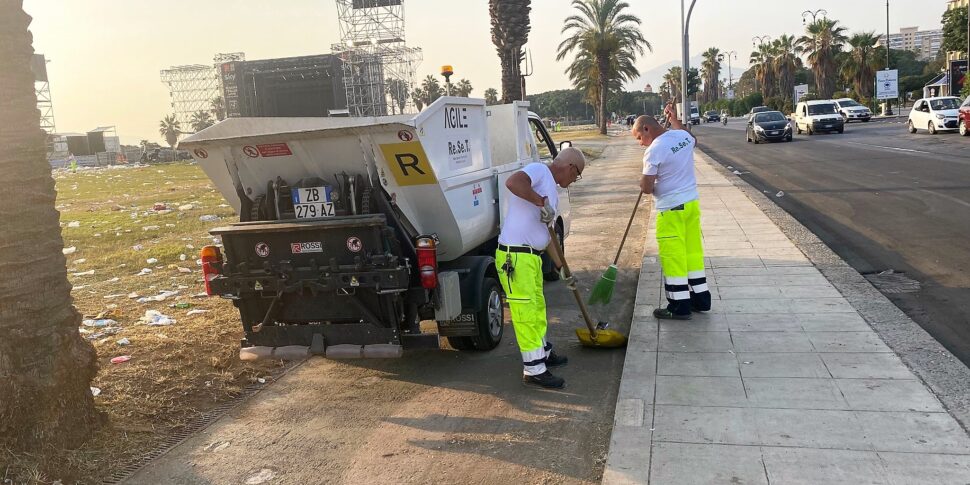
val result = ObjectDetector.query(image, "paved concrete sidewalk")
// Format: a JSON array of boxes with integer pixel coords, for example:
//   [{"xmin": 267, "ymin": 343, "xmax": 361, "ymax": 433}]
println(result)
[{"xmin": 603, "ymin": 152, "xmax": 970, "ymax": 484}]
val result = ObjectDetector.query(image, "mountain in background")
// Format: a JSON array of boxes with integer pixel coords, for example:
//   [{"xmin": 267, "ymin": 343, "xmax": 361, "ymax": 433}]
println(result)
[{"xmin": 626, "ymin": 54, "xmax": 747, "ymax": 92}]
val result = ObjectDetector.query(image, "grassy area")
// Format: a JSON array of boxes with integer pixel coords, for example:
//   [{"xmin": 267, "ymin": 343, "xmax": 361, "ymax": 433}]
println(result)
[
  {"xmin": 2, "ymin": 162, "xmax": 278, "ymax": 484},
  {"xmin": 537, "ymin": 126, "xmax": 608, "ymax": 160}
]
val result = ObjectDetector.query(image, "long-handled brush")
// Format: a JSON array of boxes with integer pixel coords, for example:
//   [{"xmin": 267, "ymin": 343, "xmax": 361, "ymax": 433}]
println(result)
[
  {"xmin": 545, "ymin": 226, "xmax": 627, "ymax": 348},
  {"xmin": 588, "ymin": 192, "xmax": 643, "ymax": 306}
]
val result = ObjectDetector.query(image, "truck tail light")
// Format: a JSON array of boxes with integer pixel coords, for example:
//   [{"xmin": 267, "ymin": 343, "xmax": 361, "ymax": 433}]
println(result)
[
  {"xmin": 416, "ymin": 236, "xmax": 437, "ymax": 289},
  {"xmin": 200, "ymin": 245, "xmax": 223, "ymax": 296}
]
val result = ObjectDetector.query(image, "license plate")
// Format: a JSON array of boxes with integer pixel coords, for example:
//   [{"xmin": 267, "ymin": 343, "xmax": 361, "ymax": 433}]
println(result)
[
  {"xmin": 824, "ymin": 125, "xmax": 832, "ymax": 128},
  {"xmin": 292, "ymin": 186, "xmax": 335, "ymax": 219},
  {"xmin": 769, "ymin": 131, "xmax": 779, "ymax": 135}
]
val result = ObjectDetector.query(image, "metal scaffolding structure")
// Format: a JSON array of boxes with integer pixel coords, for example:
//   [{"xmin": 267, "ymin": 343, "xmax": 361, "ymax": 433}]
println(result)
[
  {"xmin": 331, "ymin": 0, "xmax": 422, "ymax": 116},
  {"xmin": 160, "ymin": 52, "xmax": 245, "ymax": 129},
  {"xmin": 36, "ymin": 80, "xmax": 55, "ymax": 135}
]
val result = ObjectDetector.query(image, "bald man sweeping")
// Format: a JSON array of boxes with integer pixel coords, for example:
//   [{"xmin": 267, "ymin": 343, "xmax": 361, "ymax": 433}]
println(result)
[
  {"xmin": 632, "ymin": 105, "xmax": 712, "ymax": 320},
  {"xmin": 497, "ymin": 147, "xmax": 586, "ymax": 389}
]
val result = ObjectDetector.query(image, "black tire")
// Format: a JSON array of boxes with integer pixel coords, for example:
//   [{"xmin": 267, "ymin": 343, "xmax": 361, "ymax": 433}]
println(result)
[
  {"xmin": 837, "ymin": 128, "xmax": 844, "ymax": 134},
  {"xmin": 447, "ymin": 336, "xmax": 476, "ymax": 350},
  {"xmin": 807, "ymin": 126, "xmax": 814, "ymax": 135},
  {"xmin": 862, "ymin": 119, "xmax": 870, "ymax": 122},
  {"xmin": 470, "ymin": 278, "xmax": 504, "ymax": 350},
  {"xmin": 786, "ymin": 134, "xmax": 793, "ymax": 142},
  {"xmin": 929, "ymin": 121, "xmax": 937, "ymax": 135},
  {"xmin": 796, "ymin": 124, "xmax": 802, "ymax": 134},
  {"xmin": 753, "ymin": 136, "xmax": 760, "ymax": 144},
  {"xmin": 961, "ymin": 120, "xmax": 969, "ymax": 136},
  {"xmin": 908, "ymin": 120, "xmax": 917, "ymax": 133}
]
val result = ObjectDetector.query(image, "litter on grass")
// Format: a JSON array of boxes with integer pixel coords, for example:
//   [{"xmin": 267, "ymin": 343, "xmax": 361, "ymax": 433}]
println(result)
[
  {"xmin": 72, "ymin": 270, "xmax": 95, "ymax": 276},
  {"xmin": 110, "ymin": 355, "xmax": 131, "ymax": 364},
  {"xmin": 136, "ymin": 290, "xmax": 179, "ymax": 303},
  {"xmin": 90, "ymin": 387, "xmax": 101, "ymax": 397},
  {"xmin": 116, "ymin": 337, "xmax": 130, "ymax": 346},
  {"xmin": 186, "ymin": 309, "xmax": 209, "ymax": 316},
  {"xmin": 776, "ymin": 191, "xmax": 785, "ymax": 197},
  {"xmin": 146, "ymin": 258, "xmax": 158, "ymax": 264},
  {"xmin": 62, "ymin": 246, "xmax": 77, "ymax": 255},
  {"xmin": 82, "ymin": 319, "xmax": 118, "ymax": 327},
  {"xmin": 137, "ymin": 268, "xmax": 153, "ymax": 276},
  {"xmin": 199, "ymin": 215, "xmax": 220, "ymax": 222},
  {"xmin": 67, "ymin": 221, "xmax": 80, "ymax": 228},
  {"xmin": 140, "ymin": 310, "xmax": 176, "ymax": 326}
]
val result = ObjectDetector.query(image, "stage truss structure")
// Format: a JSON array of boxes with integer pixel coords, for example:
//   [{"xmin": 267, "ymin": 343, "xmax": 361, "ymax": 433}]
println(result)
[
  {"xmin": 331, "ymin": 0, "xmax": 422, "ymax": 116},
  {"xmin": 160, "ymin": 52, "xmax": 245, "ymax": 130}
]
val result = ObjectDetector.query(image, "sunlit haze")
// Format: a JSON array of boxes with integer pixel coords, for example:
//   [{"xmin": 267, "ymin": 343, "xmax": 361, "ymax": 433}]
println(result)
[{"xmin": 23, "ymin": 0, "xmax": 943, "ymax": 144}]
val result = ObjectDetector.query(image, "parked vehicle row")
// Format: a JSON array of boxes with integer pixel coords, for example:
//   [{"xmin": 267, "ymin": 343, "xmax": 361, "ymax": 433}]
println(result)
[{"xmin": 907, "ymin": 96, "xmax": 969, "ymax": 135}]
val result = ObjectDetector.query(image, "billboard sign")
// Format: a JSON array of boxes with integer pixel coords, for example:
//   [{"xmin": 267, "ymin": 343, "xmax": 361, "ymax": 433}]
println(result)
[
  {"xmin": 793, "ymin": 84, "xmax": 809, "ymax": 102},
  {"xmin": 949, "ymin": 60, "xmax": 967, "ymax": 97},
  {"xmin": 876, "ymin": 69, "xmax": 899, "ymax": 100},
  {"xmin": 726, "ymin": 88, "xmax": 735, "ymax": 100}
]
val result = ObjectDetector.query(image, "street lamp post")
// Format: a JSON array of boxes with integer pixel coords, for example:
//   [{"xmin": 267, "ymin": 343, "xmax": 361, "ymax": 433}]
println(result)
[
  {"xmin": 681, "ymin": 0, "xmax": 698, "ymax": 128},
  {"xmin": 719, "ymin": 51, "xmax": 737, "ymax": 100},
  {"xmin": 885, "ymin": 1, "xmax": 893, "ymax": 115},
  {"xmin": 801, "ymin": 9, "xmax": 827, "ymax": 25}
]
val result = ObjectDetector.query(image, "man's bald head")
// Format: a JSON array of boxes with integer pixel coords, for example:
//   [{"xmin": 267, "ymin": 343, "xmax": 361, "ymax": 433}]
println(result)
[
  {"xmin": 632, "ymin": 114, "xmax": 665, "ymax": 147},
  {"xmin": 550, "ymin": 146, "xmax": 586, "ymax": 188}
]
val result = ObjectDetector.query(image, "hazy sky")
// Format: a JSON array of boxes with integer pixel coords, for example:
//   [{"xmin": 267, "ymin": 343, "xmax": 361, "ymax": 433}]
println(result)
[{"xmin": 23, "ymin": 0, "xmax": 944, "ymax": 144}]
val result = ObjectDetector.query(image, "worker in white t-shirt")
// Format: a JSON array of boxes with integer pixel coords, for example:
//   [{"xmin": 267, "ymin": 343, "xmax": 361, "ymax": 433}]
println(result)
[
  {"xmin": 497, "ymin": 147, "xmax": 586, "ymax": 389},
  {"xmin": 632, "ymin": 105, "xmax": 712, "ymax": 320}
]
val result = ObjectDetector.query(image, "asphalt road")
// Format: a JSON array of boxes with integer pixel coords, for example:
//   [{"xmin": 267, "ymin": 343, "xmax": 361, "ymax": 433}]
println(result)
[
  {"xmin": 126, "ymin": 135, "xmax": 648, "ymax": 484},
  {"xmin": 695, "ymin": 118, "xmax": 970, "ymax": 366}
]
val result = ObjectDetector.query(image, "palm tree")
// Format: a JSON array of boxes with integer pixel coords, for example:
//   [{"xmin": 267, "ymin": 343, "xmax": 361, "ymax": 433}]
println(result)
[
  {"xmin": 773, "ymin": 35, "xmax": 803, "ymax": 104},
  {"xmin": 557, "ymin": 0, "xmax": 651, "ymax": 134},
  {"xmin": 484, "ymin": 87, "xmax": 499, "ymax": 105},
  {"xmin": 0, "ymin": 1, "xmax": 101, "ymax": 451},
  {"xmin": 750, "ymin": 42, "xmax": 778, "ymax": 99},
  {"xmin": 412, "ymin": 87, "xmax": 425, "ymax": 111},
  {"xmin": 700, "ymin": 47, "xmax": 722, "ymax": 102},
  {"xmin": 385, "ymin": 78, "xmax": 410, "ymax": 114},
  {"xmin": 489, "ymin": 0, "xmax": 532, "ymax": 103},
  {"xmin": 840, "ymin": 32, "xmax": 881, "ymax": 99},
  {"xmin": 455, "ymin": 79, "xmax": 474, "ymax": 97},
  {"xmin": 210, "ymin": 96, "xmax": 226, "ymax": 121},
  {"xmin": 190, "ymin": 110, "xmax": 214, "ymax": 133},
  {"xmin": 663, "ymin": 67, "xmax": 682, "ymax": 102},
  {"xmin": 420, "ymin": 75, "xmax": 442, "ymax": 105},
  {"xmin": 798, "ymin": 18, "xmax": 848, "ymax": 99},
  {"xmin": 159, "ymin": 114, "xmax": 181, "ymax": 148}
]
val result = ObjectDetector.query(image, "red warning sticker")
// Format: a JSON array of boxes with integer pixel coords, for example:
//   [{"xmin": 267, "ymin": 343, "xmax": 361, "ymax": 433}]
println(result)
[{"xmin": 256, "ymin": 143, "xmax": 293, "ymax": 157}]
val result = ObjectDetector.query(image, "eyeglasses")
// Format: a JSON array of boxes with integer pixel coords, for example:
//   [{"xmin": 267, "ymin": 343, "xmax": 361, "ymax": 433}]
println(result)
[{"xmin": 570, "ymin": 164, "xmax": 583, "ymax": 181}]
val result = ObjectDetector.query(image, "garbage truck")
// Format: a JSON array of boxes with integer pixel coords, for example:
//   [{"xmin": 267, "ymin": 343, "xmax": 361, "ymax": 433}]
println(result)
[{"xmin": 180, "ymin": 97, "xmax": 573, "ymax": 359}]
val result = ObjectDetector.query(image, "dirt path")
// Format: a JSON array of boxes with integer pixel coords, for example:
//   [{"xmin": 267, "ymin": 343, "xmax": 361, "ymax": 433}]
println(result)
[{"xmin": 125, "ymin": 133, "xmax": 649, "ymax": 485}]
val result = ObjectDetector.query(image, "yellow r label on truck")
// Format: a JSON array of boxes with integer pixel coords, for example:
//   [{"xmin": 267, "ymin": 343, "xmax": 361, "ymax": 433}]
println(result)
[{"xmin": 380, "ymin": 141, "xmax": 437, "ymax": 186}]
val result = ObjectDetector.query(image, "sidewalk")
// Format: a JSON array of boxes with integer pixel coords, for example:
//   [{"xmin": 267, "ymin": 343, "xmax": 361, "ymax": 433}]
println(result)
[{"xmin": 602, "ymin": 151, "xmax": 970, "ymax": 484}]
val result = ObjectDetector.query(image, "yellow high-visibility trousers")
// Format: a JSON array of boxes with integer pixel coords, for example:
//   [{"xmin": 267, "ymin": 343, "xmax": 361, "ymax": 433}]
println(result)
[
  {"xmin": 656, "ymin": 199, "xmax": 711, "ymax": 315},
  {"xmin": 495, "ymin": 249, "xmax": 552, "ymax": 376}
]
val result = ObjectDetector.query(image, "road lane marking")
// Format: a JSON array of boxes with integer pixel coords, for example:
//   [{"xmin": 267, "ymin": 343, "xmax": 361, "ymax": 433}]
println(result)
[{"xmin": 845, "ymin": 141, "xmax": 931, "ymax": 154}]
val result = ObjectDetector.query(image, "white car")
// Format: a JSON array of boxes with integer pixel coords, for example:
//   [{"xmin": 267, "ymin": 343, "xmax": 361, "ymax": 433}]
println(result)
[
  {"xmin": 908, "ymin": 97, "xmax": 962, "ymax": 134},
  {"xmin": 793, "ymin": 100, "xmax": 845, "ymax": 135},
  {"xmin": 834, "ymin": 98, "xmax": 872, "ymax": 122}
]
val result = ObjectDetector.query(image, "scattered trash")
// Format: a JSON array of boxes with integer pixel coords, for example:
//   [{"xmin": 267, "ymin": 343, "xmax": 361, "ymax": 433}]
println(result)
[
  {"xmin": 152, "ymin": 203, "xmax": 168, "ymax": 211},
  {"xmin": 257, "ymin": 377, "xmax": 266, "ymax": 384},
  {"xmin": 90, "ymin": 387, "xmax": 101, "ymax": 397},
  {"xmin": 179, "ymin": 254, "xmax": 188, "ymax": 261},
  {"xmin": 244, "ymin": 468, "xmax": 276, "ymax": 485},
  {"xmin": 116, "ymin": 337, "xmax": 130, "ymax": 346},
  {"xmin": 140, "ymin": 310, "xmax": 176, "ymax": 326},
  {"xmin": 74, "ymin": 258, "xmax": 87, "ymax": 264},
  {"xmin": 142, "ymin": 225, "xmax": 160, "ymax": 231},
  {"xmin": 199, "ymin": 215, "xmax": 220, "ymax": 222},
  {"xmin": 173, "ymin": 302, "xmax": 193, "ymax": 309},
  {"xmin": 106, "ymin": 277, "xmax": 120, "ymax": 283},
  {"xmin": 879, "ymin": 269, "xmax": 896, "ymax": 275},
  {"xmin": 67, "ymin": 221, "xmax": 81, "ymax": 228},
  {"xmin": 178, "ymin": 204, "xmax": 196, "ymax": 211},
  {"xmin": 186, "ymin": 244, "xmax": 195, "ymax": 250},
  {"xmin": 186, "ymin": 309, "xmax": 209, "ymax": 316},
  {"xmin": 192, "ymin": 292, "xmax": 208, "ymax": 298},
  {"xmin": 72, "ymin": 270, "xmax": 95, "ymax": 276},
  {"xmin": 137, "ymin": 268, "xmax": 153, "ymax": 276},
  {"xmin": 128, "ymin": 292, "xmax": 140, "ymax": 299},
  {"xmin": 733, "ymin": 170, "xmax": 742, "ymax": 175},
  {"xmin": 82, "ymin": 319, "xmax": 118, "ymax": 327},
  {"xmin": 110, "ymin": 355, "xmax": 131, "ymax": 364},
  {"xmin": 103, "ymin": 294, "xmax": 124, "ymax": 299},
  {"xmin": 177, "ymin": 267, "xmax": 193, "ymax": 273},
  {"xmin": 775, "ymin": 191, "xmax": 785, "ymax": 197},
  {"xmin": 742, "ymin": 361, "xmax": 753, "ymax": 365},
  {"xmin": 146, "ymin": 258, "xmax": 158, "ymax": 264},
  {"xmin": 132, "ymin": 244, "xmax": 144, "ymax": 251},
  {"xmin": 203, "ymin": 441, "xmax": 231, "ymax": 453},
  {"xmin": 136, "ymin": 290, "xmax": 179, "ymax": 303},
  {"xmin": 62, "ymin": 246, "xmax": 77, "ymax": 255}
]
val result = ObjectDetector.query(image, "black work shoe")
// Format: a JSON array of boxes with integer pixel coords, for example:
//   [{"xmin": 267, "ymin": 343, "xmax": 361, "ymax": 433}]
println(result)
[
  {"xmin": 654, "ymin": 307, "xmax": 691, "ymax": 320},
  {"xmin": 523, "ymin": 371, "xmax": 565, "ymax": 389},
  {"xmin": 691, "ymin": 303, "xmax": 711, "ymax": 313},
  {"xmin": 546, "ymin": 351, "xmax": 568, "ymax": 367}
]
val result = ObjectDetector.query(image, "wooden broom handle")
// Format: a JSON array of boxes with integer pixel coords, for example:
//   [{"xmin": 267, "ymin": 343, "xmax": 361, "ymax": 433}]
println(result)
[
  {"xmin": 546, "ymin": 226, "xmax": 598, "ymax": 337},
  {"xmin": 612, "ymin": 192, "xmax": 643, "ymax": 265}
]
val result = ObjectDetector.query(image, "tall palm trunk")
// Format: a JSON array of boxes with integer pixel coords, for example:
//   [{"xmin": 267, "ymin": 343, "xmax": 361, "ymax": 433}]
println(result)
[
  {"xmin": 0, "ymin": 2, "xmax": 102, "ymax": 450},
  {"xmin": 597, "ymin": 53, "xmax": 609, "ymax": 135},
  {"xmin": 500, "ymin": 48, "xmax": 522, "ymax": 102}
]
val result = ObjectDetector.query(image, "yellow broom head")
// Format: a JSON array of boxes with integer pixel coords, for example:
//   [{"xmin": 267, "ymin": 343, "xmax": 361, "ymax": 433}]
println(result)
[{"xmin": 575, "ymin": 327, "xmax": 627, "ymax": 348}]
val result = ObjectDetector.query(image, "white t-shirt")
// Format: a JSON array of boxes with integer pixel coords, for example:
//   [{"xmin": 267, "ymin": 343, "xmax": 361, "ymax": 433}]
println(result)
[
  {"xmin": 498, "ymin": 162, "xmax": 559, "ymax": 249},
  {"xmin": 643, "ymin": 129, "xmax": 700, "ymax": 211}
]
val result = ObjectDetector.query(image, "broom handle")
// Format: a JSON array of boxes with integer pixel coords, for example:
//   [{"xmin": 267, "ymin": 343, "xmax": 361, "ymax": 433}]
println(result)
[
  {"xmin": 611, "ymin": 192, "xmax": 644, "ymax": 265},
  {"xmin": 546, "ymin": 225, "xmax": 598, "ymax": 338}
]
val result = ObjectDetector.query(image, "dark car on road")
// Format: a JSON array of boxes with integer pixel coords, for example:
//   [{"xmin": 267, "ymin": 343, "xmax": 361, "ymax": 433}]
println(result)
[
  {"xmin": 746, "ymin": 110, "xmax": 793, "ymax": 144},
  {"xmin": 960, "ymin": 97, "xmax": 970, "ymax": 136},
  {"xmin": 704, "ymin": 110, "xmax": 721, "ymax": 123}
]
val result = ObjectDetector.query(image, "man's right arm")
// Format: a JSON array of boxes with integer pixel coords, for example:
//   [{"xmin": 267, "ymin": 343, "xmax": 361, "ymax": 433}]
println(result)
[{"xmin": 505, "ymin": 171, "xmax": 544, "ymax": 207}]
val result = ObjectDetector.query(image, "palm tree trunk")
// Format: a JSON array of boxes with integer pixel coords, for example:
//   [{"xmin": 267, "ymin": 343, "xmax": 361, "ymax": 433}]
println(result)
[
  {"xmin": 597, "ymin": 55, "xmax": 608, "ymax": 135},
  {"xmin": 500, "ymin": 48, "xmax": 522, "ymax": 103},
  {"xmin": 0, "ymin": 2, "xmax": 102, "ymax": 450}
]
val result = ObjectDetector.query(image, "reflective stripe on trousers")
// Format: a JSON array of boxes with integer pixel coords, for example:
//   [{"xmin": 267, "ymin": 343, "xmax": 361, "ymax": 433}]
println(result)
[{"xmin": 495, "ymin": 249, "xmax": 551, "ymax": 376}]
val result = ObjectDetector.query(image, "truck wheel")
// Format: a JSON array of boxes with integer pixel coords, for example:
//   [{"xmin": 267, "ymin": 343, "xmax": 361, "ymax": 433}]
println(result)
[
  {"xmin": 447, "ymin": 336, "xmax": 476, "ymax": 350},
  {"xmin": 470, "ymin": 278, "xmax": 504, "ymax": 350}
]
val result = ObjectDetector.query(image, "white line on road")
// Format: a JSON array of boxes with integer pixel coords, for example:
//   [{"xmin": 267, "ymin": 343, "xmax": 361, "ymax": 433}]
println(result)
[{"xmin": 845, "ymin": 141, "xmax": 932, "ymax": 154}]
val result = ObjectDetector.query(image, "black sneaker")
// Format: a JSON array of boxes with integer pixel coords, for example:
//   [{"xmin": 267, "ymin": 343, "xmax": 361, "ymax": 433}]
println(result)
[
  {"xmin": 654, "ymin": 307, "xmax": 691, "ymax": 320},
  {"xmin": 523, "ymin": 371, "xmax": 565, "ymax": 389},
  {"xmin": 546, "ymin": 351, "xmax": 568, "ymax": 367}
]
